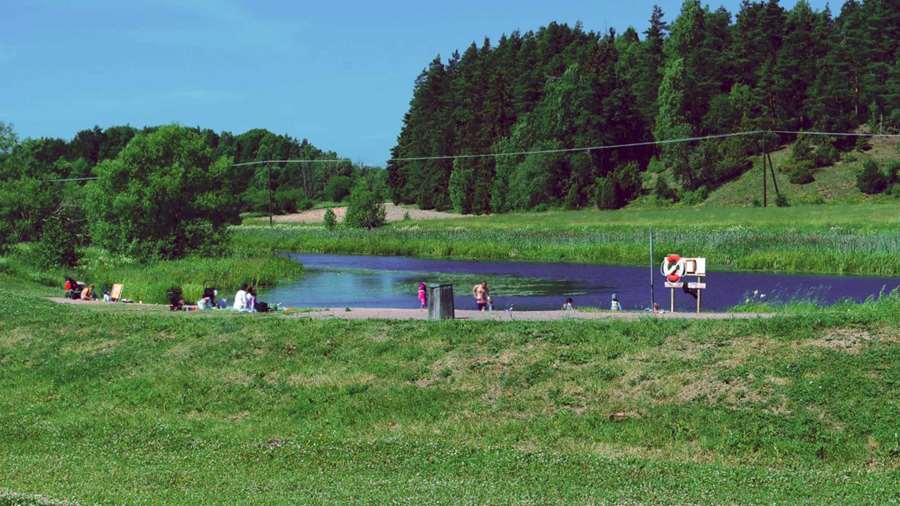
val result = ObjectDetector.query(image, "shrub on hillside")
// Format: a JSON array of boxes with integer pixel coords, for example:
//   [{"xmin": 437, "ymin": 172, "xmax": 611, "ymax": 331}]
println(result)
[
  {"xmin": 886, "ymin": 160, "xmax": 900, "ymax": 185},
  {"xmin": 654, "ymin": 175, "xmax": 677, "ymax": 203},
  {"xmin": 775, "ymin": 194, "xmax": 790, "ymax": 207},
  {"xmin": 345, "ymin": 180, "xmax": 385, "ymax": 229},
  {"xmin": 857, "ymin": 160, "xmax": 888, "ymax": 194},
  {"xmin": 788, "ymin": 160, "xmax": 816, "ymax": 184},
  {"xmin": 680, "ymin": 185, "xmax": 709, "ymax": 206},
  {"xmin": 593, "ymin": 177, "xmax": 620, "ymax": 210},
  {"xmin": 814, "ymin": 143, "xmax": 840, "ymax": 167},
  {"xmin": 791, "ymin": 136, "xmax": 814, "ymax": 165}
]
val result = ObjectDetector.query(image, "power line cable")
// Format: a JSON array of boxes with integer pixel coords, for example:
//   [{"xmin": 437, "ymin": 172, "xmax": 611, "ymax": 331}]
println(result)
[{"xmin": 43, "ymin": 128, "xmax": 900, "ymax": 181}]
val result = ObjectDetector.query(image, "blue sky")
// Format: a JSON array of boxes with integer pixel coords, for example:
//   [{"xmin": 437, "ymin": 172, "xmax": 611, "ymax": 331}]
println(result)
[{"xmin": 1, "ymin": 0, "xmax": 842, "ymax": 165}]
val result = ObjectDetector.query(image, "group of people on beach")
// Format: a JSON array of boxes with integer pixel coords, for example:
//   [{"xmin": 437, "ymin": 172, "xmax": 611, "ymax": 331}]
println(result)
[
  {"xmin": 417, "ymin": 280, "xmax": 623, "ymax": 312},
  {"xmin": 173, "ymin": 283, "xmax": 271, "ymax": 312},
  {"xmin": 64, "ymin": 277, "xmax": 113, "ymax": 302},
  {"xmin": 64, "ymin": 276, "xmax": 272, "ymax": 313}
]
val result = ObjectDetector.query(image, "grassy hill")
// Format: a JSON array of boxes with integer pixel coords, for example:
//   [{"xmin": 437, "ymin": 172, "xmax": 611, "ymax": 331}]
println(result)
[
  {"xmin": 704, "ymin": 136, "xmax": 898, "ymax": 207},
  {"xmin": 0, "ymin": 283, "xmax": 897, "ymax": 503}
]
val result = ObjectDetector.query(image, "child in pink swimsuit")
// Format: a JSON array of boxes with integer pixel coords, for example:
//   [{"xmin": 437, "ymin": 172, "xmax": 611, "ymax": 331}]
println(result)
[{"xmin": 418, "ymin": 282, "xmax": 427, "ymax": 308}]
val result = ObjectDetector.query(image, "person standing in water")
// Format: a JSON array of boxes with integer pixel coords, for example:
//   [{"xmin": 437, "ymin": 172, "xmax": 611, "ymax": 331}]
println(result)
[
  {"xmin": 417, "ymin": 282, "xmax": 427, "ymax": 309},
  {"xmin": 472, "ymin": 281, "xmax": 489, "ymax": 311}
]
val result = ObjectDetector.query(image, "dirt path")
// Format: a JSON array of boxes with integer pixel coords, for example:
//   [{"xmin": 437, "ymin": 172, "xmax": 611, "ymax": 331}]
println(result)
[
  {"xmin": 265, "ymin": 203, "xmax": 467, "ymax": 224},
  {"xmin": 296, "ymin": 307, "xmax": 776, "ymax": 321},
  {"xmin": 49, "ymin": 299, "xmax": 774, "ymax": 321}
]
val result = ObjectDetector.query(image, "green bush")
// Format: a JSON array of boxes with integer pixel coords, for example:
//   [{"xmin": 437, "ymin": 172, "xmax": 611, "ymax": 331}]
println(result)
[
  {"xmin": 814, "ymin": 143, "xmax": 840, "ymax": 167},
  {"xmin": 36, "ymin": 214, "xmax": 79, "ymax": 268},
  {"xmin": 653, "ymin": 175, "xmax": 677, "ymax": 203},
  {"xmin": 323, "ymin": 175, "xmax": 353, "ymax": 202},
  {"xmin": 345, "ymin": 180, "xmax": 386, "ymax": 229},
  {"xmin": 775, "ymin": 194, "xmax": 790, "ymax": 207},
  {"xmin": 273, "ymin": 188, "xmax": 308, "ymax": 214},
  {"xmin": 788, "ymin": 160, "xmax": 815, "ymax": 184},
  {"xmin": 86, "ymin": 125, "xmax": 240, "ymax": 260},
  {"xmin": 886, "ymin": 160, "xmax": 900, "ymax": 185},
  {"xmin": 323, "ymin": 208, "xmax": 337, "ymax": 230},
  {"xmin": 593, "ymin": 177, "xmax": 620, "ymax": 210},
  {"xmin": 791, "ymin": 136, "xmax": 814, "ymax": 164},
  {"xmin": 887, "ymin": 184, "xmax": 900, "ymax": 198},
  {"xmin": 680, "ymin": 185, "xmax": 709, "ymax": 206},
  {"xmin": 856, "ymin": 160, "xmax": 888, "ymax": 194},
  {"xmin": 297, "ymin": 196, "xmax": 314, "ymax": 211}
]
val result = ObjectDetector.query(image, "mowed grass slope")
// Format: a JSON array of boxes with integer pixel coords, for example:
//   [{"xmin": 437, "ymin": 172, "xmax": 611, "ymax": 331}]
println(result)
[
  {"xmin": 235, "ymin": 202, "xmax": 900, "ymax": 276},
  {"xmin": 1, "ymin": 289, "xmax": 897, "ymax": 503}
]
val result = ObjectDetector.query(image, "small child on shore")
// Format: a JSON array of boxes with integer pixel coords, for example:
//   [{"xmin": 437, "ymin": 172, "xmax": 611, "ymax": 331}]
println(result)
[{"xmin": 418, "ymin": 282, "xmax": 427, "ymax": 308}]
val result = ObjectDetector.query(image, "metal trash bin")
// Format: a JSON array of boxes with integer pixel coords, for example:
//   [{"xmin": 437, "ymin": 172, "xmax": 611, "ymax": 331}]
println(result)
[{"xmin": 427, "ymin": 283, "xmax": 455, "ymax": 320}]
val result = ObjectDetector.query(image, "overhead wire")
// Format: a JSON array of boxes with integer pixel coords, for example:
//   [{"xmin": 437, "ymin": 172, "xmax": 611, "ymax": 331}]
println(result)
[{"xmin": 43, "ymin": 128, "xmax": 900, "ymax": 182}]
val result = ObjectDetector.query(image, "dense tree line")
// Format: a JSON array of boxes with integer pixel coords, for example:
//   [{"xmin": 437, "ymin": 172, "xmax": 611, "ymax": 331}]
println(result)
[
  {"xmin": 0, "ymin": 122, "xmax": 382, "ymax": 259},
  {"xmin": 388, "ymin": 0, "xmax": 900, "ymax": 212}
]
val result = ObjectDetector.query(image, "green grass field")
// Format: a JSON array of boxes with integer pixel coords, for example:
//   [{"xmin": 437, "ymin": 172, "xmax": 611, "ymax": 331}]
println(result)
[
  {"xmin": 235, "ymin": 202, "xmax": 900, "ymax": 276},
  {"xmin": 0, "ymin": 283, "xmax": 897, "ymax": 503}
]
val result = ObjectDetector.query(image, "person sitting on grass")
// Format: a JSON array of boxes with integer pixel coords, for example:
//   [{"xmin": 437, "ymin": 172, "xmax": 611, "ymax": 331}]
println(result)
[
  {"xmin": 64, "ymin": 277, "xmax": 79, "ymax": 299},
  {"xmin": 233, "ymin": 283, "xmax": 249, "ymax": 311},
  {"xmin": 80, "ymin": 284, "xmax": 95, "ymax": 301},
  {"xmin": 198, "ymin": 287, "xmax": 216, "ymax": 311},
  {"xmin": 562, "ymin": 297, "xmax": 575, "ymax": 311},
  {"xmin": 246, "ymin": 287, "xmax": 257, "ymax": 313}
]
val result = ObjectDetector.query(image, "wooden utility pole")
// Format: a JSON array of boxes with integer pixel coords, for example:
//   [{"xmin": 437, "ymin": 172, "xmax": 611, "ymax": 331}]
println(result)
[
  {"xmin": 649, "ymin": 227, "xmax": 655, "ymax": 312},
  {"xmin": 268, "ymin": 164, "xmax": 273, "ymax": 227},
  {"xmin": 767, "ymin": 152, "xmax": 780, "ymax": 198},
  {"xmin": 762, "ymin": 136, "xmax": 768, "ymax": 207}
]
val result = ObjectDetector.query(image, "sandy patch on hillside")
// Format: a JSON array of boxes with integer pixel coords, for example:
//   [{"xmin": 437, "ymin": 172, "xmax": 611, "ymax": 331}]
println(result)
[{"xmin": 268, "ymin": 203, "xmax": 467, "ymax": 224}]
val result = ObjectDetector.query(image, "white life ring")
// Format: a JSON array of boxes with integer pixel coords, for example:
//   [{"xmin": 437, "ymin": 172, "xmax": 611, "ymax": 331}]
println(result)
[{"xmin": 660, "ymin": 254, "xmax": 685, "ymax": 283}]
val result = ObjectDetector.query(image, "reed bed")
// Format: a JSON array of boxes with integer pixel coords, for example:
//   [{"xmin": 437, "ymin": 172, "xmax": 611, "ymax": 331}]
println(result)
[
  {"xmin": 1, "ymin": 245, "xmax": 303, "ymax": 305},
  {"xmin": 233, "ymin": 222, "xmax": 900, "ymax": 276}
]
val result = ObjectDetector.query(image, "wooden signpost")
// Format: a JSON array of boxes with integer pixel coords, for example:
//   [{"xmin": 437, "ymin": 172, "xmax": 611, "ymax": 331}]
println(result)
[{"xmin": 661, "ymin": 255, "xmax": 707, "ymax": 313}]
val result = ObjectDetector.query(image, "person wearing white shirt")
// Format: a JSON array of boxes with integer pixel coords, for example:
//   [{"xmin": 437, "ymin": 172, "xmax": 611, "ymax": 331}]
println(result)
[{"xmin": 233, "ymin": 284, "xmax": 249, "ymax": 311}]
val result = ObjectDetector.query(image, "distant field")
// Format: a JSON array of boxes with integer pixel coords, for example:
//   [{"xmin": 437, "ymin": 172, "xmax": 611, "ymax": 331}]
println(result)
[
  {"xmin": 254, "ymin": 202, "xmax": 466, "ymax": 225},
  {"xmin": 0, "ymin": 288, "xmax": 897, "ymax": 503},
  {"xmin": 234, "ymin": 202, "xmax": 900, "ymax": 276}
]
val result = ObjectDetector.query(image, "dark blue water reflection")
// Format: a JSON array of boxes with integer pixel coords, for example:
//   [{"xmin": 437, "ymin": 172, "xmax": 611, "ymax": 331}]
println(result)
[{"xmin": 260, "ymin": 253, "xmax": 899, "ymax": 311}]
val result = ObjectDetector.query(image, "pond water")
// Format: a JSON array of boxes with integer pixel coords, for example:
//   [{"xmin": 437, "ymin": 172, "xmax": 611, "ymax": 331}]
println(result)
[{"xmin": 260, "ymin": 253, "xmax": 899, "ymax": 311}]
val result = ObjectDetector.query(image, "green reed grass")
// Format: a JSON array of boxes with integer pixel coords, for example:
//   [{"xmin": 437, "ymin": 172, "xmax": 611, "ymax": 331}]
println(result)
[
  {"xmin": 234, "ymin": 218, "xmax": 900, "ymax": 276},
  {"xmin": 1, "ymin": 245, "xmax": 303, "ymax": 305}
]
